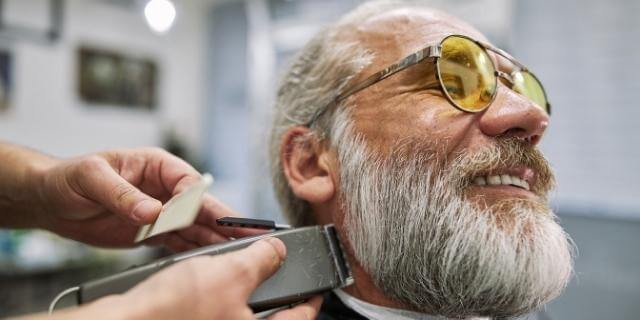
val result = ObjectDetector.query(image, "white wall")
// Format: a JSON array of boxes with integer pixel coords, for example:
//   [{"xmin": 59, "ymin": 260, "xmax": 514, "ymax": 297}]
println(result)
[
  {"xmin": 0, "ymin": 0, "xmax": 208, "ymax": 159},
  {"xmin": 514, "ymin": 0, "xmax": 640, "ymax": 219}
]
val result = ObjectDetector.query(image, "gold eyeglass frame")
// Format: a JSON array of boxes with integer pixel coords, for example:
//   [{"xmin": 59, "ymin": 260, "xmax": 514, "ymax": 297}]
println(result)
[{"xmin": 306, "ymin": 34, "xmax": 551, "ymax": 127}]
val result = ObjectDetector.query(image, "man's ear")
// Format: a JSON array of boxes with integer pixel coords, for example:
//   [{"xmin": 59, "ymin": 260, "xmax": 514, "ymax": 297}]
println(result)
[{"xmin": 280, "ymin": 126, "xmax": 335, "ymax": 203}]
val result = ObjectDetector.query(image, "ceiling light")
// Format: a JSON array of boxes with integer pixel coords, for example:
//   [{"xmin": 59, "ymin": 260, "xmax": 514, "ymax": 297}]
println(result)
[{"xmin": 144, "ymin": 0, "xmax": 176, "ymax": 34}]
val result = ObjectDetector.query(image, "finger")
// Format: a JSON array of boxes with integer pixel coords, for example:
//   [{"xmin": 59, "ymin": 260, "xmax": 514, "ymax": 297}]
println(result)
[
  {"xmin": 142, "ymin": 230, "xmax": 213, "ymax": 250},
  {"xmin": 142, "ymin": 233, "xmax": 168, "ymax": 246},
  {"xmin": 196, "ymin": 194, "xmax": 268, "ymax": 239},
  {"xmin": 147, "ymin": 149, "xmax": 201, "ymax": 195},
  {"xmin": 216, "ymin": 237, "xmax": 287, "ymax": 298},
  {"xmin": 103, "ymin": 148, "xmax": 200, "ymax": 201},
  {"xmin": 143, "ymin": 232, "xmax": 196, "ymax": 252},
  {"xmin": 140, "ymin": 150, "xmax": 265, "ymax": 239},
  {"xmin": 176, "ymin": 223, "xmax": 228, "ymax": 246},
  {"xmin": 76, "ymin": 159, "xmax": 162, "ymax": 224},
  {"xmin": 170, "ymin": 173, "xmax": 202, "ymax": 195},
  {"xmin": 164, "ymin": 233, "xmax": 199, "ymax": 252},
  {"xmin": 267, "ymin": 296, "xmax": 324, "ymax": 320}
]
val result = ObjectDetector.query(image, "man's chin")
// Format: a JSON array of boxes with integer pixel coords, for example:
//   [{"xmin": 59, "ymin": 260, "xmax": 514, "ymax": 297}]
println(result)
[
  {"xmin": 463, "ymin": 192, "xmax": 555, "ymax": 239},
  {"xmin": 362, "ymin": 198, "xmax": 571, "ymax": 318}
]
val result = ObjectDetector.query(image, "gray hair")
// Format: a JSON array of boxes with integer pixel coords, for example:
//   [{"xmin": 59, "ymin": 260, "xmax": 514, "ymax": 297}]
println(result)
[
  {"xmin": 269, "ymin": 1, "xmax": 437, "ymax": 226},
  {"xmin": 269, "ymin": 1, "xmax": 424, "ymax": 226},
  {"xmin": 268, "ymin": 33, "xmax": 366, "ymax": 226}
]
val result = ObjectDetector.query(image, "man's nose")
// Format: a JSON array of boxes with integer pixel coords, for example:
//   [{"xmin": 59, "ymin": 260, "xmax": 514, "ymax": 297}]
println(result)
[{"xmin": 478, "ymin": 85, "xmax": 550, "ymax": 145}]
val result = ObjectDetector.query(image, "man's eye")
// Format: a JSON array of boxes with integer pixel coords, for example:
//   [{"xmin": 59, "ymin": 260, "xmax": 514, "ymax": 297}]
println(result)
[
  {"xmin": 445, "ymin": 86, "xmax": 463, "ymax": 97},
  {"xmin": 498, "ymin": 76, "xmax": 512, "ymax": 88},
  {"xmin": 480, "ymin": 88, "xmax": 493, "ymax": 102}
]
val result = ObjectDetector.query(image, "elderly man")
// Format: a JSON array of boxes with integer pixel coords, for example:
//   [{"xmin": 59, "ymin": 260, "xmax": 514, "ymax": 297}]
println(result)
[{"xmin": 269, "ymin": 1, "xmax": 573, "ymax": 319}]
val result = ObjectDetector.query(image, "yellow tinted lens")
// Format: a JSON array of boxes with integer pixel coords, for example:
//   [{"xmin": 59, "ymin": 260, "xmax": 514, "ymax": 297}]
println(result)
[
  {"xmin": 512, "ymin": 71, "xmax": 549, "ymax": 113},
  {"xmin": 438, "ymin": 36, "xmax": 497, "ymax": 112}
]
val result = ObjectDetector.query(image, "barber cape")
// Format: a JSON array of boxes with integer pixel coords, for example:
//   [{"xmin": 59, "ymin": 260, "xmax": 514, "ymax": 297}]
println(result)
[{"xmin": 317, "ymin": 289, "xmax": 538, "ymax": 320}]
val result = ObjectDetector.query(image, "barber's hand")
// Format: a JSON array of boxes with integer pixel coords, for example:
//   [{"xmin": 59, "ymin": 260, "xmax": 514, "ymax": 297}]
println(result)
[
  {"xmin": 33, "ymin": 147, "xmax": 259, "ymax": 249},
  {"xmin": 120, "ymin": 238, "xmax": 323, "ymax": 319},
  {"xmin": 39, "ymin": 238, "xmax": 322, "ymax": 320}
]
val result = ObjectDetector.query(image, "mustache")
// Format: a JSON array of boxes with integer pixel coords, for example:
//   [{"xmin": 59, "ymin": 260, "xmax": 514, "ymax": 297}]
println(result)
[
  {"xmin": 365, "ymin": 136, "xmax": 555, "ymax": 197},
  {"xmin": 447, "ymin": 138, "xmax": 556, "ymax": 197}
]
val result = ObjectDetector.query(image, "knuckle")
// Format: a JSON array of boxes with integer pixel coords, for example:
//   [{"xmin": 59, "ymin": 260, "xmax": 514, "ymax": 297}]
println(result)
[
  {"xmin": 111, "ymin": 181, "xmax": 137, "ymax": 202},
  {"xmin": 78, "ymin": 155, "xmax": 106, "ymax": 172},
  {"xmin": 145, "ymin": 146, "xmax": 170, "ymax": 157},
  {"xmin": 177, "ymin": 257, "xmax": 209, "ymax": 283},
  {"xmin": 229, "ymin": 255, "xmax": 258, "ymax": 282}
]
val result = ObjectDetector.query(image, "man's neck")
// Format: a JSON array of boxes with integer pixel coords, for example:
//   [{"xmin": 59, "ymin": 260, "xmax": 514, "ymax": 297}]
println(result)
[
  {"xmin": 333, "ymin": 288, "xmax": 492, "ymax": 320},
  {"xmin": 342, "ymin": 254, "xmax": 410, "ymax": 309}
]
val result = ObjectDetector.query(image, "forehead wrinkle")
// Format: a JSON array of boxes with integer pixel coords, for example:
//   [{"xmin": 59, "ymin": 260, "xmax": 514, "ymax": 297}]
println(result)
[{"xmin": 346, "ymin": 8, "xmax": 490, "ymax": 85}]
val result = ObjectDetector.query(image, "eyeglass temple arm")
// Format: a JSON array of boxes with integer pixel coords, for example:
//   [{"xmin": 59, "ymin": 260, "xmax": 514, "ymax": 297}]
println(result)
[
  {"xmin": 476, "ymin": 40, "xmax": 528, "ymax": 71},
  {"xmin": 306, "ymin": 45, "xmax": 441, "ymax": 126},
  {"xmin": 495, "ymin": 70, "xmax": 514, "ymax": 86},
  {"xmin": 335, "ymin": 45, "xmax": 441, "ymax": 101}
]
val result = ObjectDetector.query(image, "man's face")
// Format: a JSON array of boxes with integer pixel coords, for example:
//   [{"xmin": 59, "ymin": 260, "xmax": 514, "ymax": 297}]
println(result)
[
  {"xmin": 345, "ymin": 9, "xmax": 550, "ymax": 206},
  {"xmin": 329, "ymin": 8, "xmax": 573, "ymax": 318}
]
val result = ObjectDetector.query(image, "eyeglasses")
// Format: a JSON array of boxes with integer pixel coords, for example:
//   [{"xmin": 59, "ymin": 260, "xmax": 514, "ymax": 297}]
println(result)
[{"xmin": 306, "ymin": 34, "xmax": 550, "ymax": 126}]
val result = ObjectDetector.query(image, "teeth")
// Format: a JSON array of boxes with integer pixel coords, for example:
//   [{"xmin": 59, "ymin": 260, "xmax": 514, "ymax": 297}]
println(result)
[
  {"xmin": 473, "ymin": 174, "xmax": 530, "ymax": 191},
  {"xmin": 487, "ymin": 175, "xmax": 501, "ymax": 185},
  {"xmin": 511, "ymin": 177, "xmax": 524, "ymax": 188},
  {"xmin": 473, "ymin": 176, "xmax": 487, "ymax": 185}
]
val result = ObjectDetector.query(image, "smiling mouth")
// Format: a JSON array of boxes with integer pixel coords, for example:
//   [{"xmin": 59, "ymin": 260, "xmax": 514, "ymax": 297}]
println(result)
[{"xmin": 472, "ymin": 174, "xmax": 530, "ymax": 191}]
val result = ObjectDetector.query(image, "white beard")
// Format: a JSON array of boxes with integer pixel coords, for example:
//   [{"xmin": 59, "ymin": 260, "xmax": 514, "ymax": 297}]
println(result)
[{"xmin": 331, "ymin": 115, "xmax": 574, "ymax": 319}]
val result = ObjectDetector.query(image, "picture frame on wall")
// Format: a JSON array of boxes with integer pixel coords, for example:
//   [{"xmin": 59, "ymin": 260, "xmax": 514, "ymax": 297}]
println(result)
[
  {"xmin": 77, "ymin": 47, "xmax": 158, "ymax": 110},
  {"xmin": 0, "ymin": 50, "xmax": 11, "ymax": 113}
]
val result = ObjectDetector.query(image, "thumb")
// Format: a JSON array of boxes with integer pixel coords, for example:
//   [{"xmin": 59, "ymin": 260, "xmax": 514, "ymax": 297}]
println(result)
[
  {"xmin": 77, "ymin": 161, "xmax": 162, "ymax": 224},
  {"xmin": 219, "ymin": 237, "xmax": 287, "ymax": 298}
]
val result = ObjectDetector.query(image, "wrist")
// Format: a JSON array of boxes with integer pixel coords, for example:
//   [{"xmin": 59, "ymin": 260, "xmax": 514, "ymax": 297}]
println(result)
[
  {"xmin": 53, "ymin": 295, "xmax": 138, "ymax": 320},
  {"xmin": 119, "ymin": 282, "xmax": 184, "ymax": 319},
  {"xmin": 0, "ymin": 142, "xmax": 58, "ymax": 229},
  {"xmin": 91, "ymin": 295, "xmax": 139, "ymax": 319},
  {"xmin": 26, "ymin": 154, "xmax": 59, "ymax": 229}
]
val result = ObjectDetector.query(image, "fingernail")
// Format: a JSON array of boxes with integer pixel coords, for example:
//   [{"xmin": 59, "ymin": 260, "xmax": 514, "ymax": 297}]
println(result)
[
  {"xmin": 132, "ymin": 199, "xmax": 162, "ymax": 224},
  {"xmin": 263, "ymin": 237, "xmax": 287, "ymax": 259}
]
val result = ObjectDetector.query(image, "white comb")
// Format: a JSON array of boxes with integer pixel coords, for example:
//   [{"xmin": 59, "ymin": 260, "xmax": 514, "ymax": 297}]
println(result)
[{"xmin": 135, "ymin": 173, "xmax": 214, "ymax": 242}]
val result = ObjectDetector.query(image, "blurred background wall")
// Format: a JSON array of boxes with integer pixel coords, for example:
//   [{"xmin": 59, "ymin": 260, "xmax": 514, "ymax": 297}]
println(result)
[
  {"xmin": 0, "ymin": 0, "xmax": 638, "ymax": 318},
  {"xmin": 0, "ymin": 0, "xmax": 207, "ymax": 159}
]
